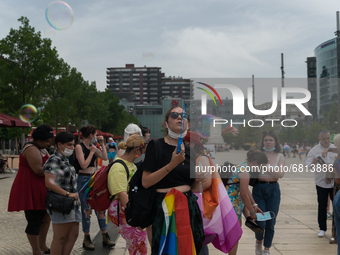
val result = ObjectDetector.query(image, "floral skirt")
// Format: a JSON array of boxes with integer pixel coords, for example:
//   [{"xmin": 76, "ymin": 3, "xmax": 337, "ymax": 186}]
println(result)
[{"xmin": 108, "ymin": 199, "xmax": 147, "ymax": 255}]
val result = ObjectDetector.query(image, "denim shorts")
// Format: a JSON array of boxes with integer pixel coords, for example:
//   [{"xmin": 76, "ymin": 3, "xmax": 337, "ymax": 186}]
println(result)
[{"xmin": 47, "ymin": 202, "xmax": 81, "ymax": 224}]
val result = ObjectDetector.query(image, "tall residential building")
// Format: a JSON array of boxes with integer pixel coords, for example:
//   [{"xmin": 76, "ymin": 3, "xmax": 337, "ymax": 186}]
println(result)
[
  {"xmin": 314, "ymin": 38, "xmax": 338, "ymax": 118},
  {"xmin": 106, "ymin": 64, "xmax": 193, "ymax": 105}
]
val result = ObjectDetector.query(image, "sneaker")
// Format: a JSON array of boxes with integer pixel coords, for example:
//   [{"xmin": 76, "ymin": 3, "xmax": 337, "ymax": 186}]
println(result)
[
  {"xmin": 327, "ymin": 211, "xmax": 332, "ymax": 220},
  {"xmin": 263, "ymin": 250, "xmax": 270, "ymax": 255},
  {"xmin": 317, "ymin": 230, "xmax": 325, "ymax": 237},
  {"xmin": 255, "ymin": 241, "xmax": 262, "ymax": 255},
  {"xmin": 330, "ymin": 237, "xmax": 337, "ymax": 244}
]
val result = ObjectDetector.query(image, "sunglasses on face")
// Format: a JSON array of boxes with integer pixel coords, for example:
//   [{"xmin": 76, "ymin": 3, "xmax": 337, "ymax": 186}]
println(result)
[{"xmin": 170, "ymin": 112, "xmax": 185, "ymax": 119}]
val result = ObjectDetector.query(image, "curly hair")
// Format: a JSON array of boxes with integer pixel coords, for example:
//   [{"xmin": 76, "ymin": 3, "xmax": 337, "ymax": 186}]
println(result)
[{"xmin": 32, "ymin": 124, "xmax": 54, "ymax": 141}]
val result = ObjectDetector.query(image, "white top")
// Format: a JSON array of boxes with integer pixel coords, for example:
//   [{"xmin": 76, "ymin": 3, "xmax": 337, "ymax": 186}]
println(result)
[{"xmin": 305, "ymin": 142, "xmax": 337, "ymax": 188}]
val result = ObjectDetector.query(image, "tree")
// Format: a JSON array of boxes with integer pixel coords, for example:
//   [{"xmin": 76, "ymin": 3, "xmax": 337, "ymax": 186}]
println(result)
[
  {"xmin": 322, "ymin": 102, "xmax": 338, "ymax": 134},
  {"xmin": 0, "ymin": 17, "xmax": 59, "ymax": 114}
]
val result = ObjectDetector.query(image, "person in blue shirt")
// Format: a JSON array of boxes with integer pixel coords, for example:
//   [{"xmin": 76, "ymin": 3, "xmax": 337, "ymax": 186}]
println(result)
[{"xmin": 107, "ymin": 138, "xmax": 118, "ymax": 163}]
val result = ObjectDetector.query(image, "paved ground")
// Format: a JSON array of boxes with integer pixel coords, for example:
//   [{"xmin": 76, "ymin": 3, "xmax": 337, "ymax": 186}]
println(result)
[{"xmin": 0, "ymin": 150, "xmax": 337, "ymax": 254}]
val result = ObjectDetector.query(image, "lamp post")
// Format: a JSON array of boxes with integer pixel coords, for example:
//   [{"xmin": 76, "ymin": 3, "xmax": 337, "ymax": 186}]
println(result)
[{"xmin": 336, "ymin": 11, "xmax": 340, "ymax": 132}]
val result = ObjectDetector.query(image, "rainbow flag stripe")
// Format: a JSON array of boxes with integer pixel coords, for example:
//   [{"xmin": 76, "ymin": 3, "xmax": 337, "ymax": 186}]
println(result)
[{"xmin": 158, "ymin": 189, "xmax": 196, "ymax": 255}]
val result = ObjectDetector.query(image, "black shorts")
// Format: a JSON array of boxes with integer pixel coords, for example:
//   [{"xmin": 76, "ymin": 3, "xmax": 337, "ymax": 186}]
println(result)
[{"xmin": 24, "ymin": 210, "xmax": 47, "ymax": 235}]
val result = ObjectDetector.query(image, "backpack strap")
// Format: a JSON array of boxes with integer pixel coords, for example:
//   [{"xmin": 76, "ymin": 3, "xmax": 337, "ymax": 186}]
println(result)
[
  {"xmin": 110, "ymin": 159, "xmax": 130, "ymax": 227},
  {"xmin": 113, "ymin": 159, "xmax": 130, "ymax": 181},
  {"xmin": 153, "ymin": 139, "xmax": 162, "ymax": 169}
]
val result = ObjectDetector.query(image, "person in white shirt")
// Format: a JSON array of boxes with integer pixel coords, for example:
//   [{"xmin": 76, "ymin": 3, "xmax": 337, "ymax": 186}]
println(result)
[{"xmin": 305, "ymin": 129, "xmax": 338, "ymax": 238}]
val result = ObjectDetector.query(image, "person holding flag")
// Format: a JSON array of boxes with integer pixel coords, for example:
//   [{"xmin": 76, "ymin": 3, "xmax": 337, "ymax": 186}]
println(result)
[{"xmin": 141, "ymin": 106, "xmax": 205, "ymax": 255}]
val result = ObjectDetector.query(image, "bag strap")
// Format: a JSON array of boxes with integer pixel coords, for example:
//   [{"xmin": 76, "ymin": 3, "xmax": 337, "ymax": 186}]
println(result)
[
  {"xmin": 112, "ymin": 159, "xmax": 130, "ymax": 181},
  {"xmin": 153, "ymin": 139, "xmax": 162, "ymax": 169}
]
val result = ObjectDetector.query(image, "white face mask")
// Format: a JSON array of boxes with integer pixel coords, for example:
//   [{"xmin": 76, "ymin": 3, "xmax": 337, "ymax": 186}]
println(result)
[
  {"xmin": 165, "ymin": 122, "xmax": 188, "ymax": 139},
  {"xmin": 91, "ymin": 136, "xmax": 97, "ymax": 144},
  {"xmin": 61, "ymin": 144, "xmax": 74, "ymax": 157}
]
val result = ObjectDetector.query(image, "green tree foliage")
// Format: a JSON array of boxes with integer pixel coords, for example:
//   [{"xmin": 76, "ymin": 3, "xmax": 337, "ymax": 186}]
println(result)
[
  {"xmin": 322, "ymin": 102, "xmax": 338, "ymax": 134},
  {"xmin": 0, "ymin": 17, "xmax": 139, "ymax": 140},
  {"xmin": 0, "ymin": 17, "xmax": 58, "ymax": 114}
]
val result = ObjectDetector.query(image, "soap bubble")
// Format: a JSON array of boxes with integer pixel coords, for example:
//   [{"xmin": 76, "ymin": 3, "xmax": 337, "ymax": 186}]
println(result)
[
  {"xmin": 195, "ymin": 114, "xmax": 216, "ymax": 138},
  {"xmin": 19, "ymin": 104, "xmax": 38, "ymax": 123},
  {"xmin": 142, "ymin": 49, "xmax": 154, "ymax": 61},
  {"xmin": 46, "ymin": 1, "xmax": 74, "ymax": 30}
]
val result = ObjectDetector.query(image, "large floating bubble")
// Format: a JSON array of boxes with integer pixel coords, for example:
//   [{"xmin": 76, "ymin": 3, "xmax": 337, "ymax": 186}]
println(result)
[
  {"xmin": 195, "ymin": 114, "xmax": 216, "ymax": 138},
  {"xmin": 19, "ymin": 104, "xmax": 38, "ymax": 123},
  {"xmin": 46, "ymin": 1, "xmax": 74, "ymax": 30},
  {"xmin": 142, "ymin": 49, "xmax": 155, "ymax": 61}
]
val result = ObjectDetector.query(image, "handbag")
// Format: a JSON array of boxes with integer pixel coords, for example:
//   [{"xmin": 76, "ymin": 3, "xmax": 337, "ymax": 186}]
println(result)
[{"xmin": 46, "ymin": 190, "xmax": 74, "ymax": 215}]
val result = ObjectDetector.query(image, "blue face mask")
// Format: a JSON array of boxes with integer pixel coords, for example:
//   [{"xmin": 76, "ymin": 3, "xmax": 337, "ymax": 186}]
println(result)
[
  {"xmin": 263, "ymin": 146, "xmax": 275, "ymax": 152},
  {"xmin": 256, "ymin": 211, "xmax": 274, "ymax": 221}
]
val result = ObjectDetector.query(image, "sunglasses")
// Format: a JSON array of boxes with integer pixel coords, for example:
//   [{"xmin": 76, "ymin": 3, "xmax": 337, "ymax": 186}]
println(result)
[{"xmin": 170, "ymin": 112, "xmax": 185, "ymax": 119}]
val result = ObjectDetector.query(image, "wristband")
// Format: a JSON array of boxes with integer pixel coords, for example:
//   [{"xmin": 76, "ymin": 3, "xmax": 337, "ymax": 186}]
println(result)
[
  {"xmin": 250, "ymin": 210, "xmax": 256, "ymax": 216},
  {"xmin": 252, "ymin": 204, "xmax": 258, "ymax": 207}
]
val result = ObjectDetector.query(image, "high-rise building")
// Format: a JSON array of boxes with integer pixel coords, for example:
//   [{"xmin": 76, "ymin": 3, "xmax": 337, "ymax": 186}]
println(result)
[
  {"xmin": 106, "ymin": 64, "xmax": 193, "ymax": 105},
  {"xmin": 314, "ymin": 38, "xmax": 338, "ymax": 118}
]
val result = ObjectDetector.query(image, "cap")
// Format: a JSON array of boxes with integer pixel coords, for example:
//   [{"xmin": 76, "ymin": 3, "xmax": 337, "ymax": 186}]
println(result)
[
  {"xmin": 108, "ymin": 137, "xmax": 113, "ymax": 141},
  {"xmin": 183, "ymin": 131, "xmax": 203, "ymax": 147}
]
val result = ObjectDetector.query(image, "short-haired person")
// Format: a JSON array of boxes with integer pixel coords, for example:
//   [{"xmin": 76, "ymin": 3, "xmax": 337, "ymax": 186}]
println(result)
[
  {"xmin": 107, "ymin": 134, "xmax": 148, "ymax": 255},
  {"xmin": 254, "ymin": 131, "xmax": 285, "ymax": 255},
  {"xmin": 44, "ymin": 131, "xmax": 80, "ymax": 255},
  {"xmin": 141, "ymin": 106, "xmax": 205, "ymax": 254},
  {"xmin": 8, "ymin": 124, "xmax": 54, "ymax": 255},
  {"xmin": 75, "ymin": 125, "xmax": 114, "ymax": 250},
  {"xmin": 107, "ymin": 137, "xmax": 118, "ymax": 163},
  {"xmin": 140, "ymin": 125, "xmax": 151, "ymax": 141},
  {"xmin": 305, "ymin": 129, "xmax": 337, "ymax": 238}
]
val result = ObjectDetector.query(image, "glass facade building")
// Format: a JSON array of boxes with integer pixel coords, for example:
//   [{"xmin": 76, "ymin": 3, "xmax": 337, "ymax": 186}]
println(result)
[{"xmin": 314, "ymin": 38, "xmax": 338, "ymax": 117}]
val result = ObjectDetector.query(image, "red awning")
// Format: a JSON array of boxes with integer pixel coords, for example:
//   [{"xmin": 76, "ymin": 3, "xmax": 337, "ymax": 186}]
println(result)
[
  {"xmin": 28, "ymin": 127, "xmax": 66, "ymax": 137},
  {"xmin": 0, "ymin": 112, "xmax": 32, "ymax": 127}
]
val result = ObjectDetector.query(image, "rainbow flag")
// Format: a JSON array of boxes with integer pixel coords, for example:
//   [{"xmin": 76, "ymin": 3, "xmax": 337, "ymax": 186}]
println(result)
[
  {"xmin": 195, "ymin": 171, "xmax": 242, "ymax": 253},
  {"xmin": 79, "ymin": 167, "xmax": 101, "ymax": 205},
  {"xmin": 159, "ymin": 189, "xmax": 196, "ymax": 255}
]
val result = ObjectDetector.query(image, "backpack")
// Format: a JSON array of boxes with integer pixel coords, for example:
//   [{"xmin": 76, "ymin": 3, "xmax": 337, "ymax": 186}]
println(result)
[
  {"xmin": 125, "ymin": 139, "xmax": 162, "ymax": 228},
  {"xmin": 85, "ymin": 159, "xmax": 129, "ymax": 212},
  {"xmin": 69, "ymin": 143, "xmax": 86, "ymax": 174}
]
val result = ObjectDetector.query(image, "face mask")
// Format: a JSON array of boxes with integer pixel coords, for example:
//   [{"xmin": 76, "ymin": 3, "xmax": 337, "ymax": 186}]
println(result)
[
  {"xmin": 256, "ymin": 211, "xmax": 274, "ymax": 221},
  {"xmin": 61, "ymin": 144, "xmax": 74, "ymax": 157},
  {"xmin": 263, "ymin": 146, "xmax": 275, "ymax": 152},
  {"xmin": 165, "ymin": 122, "xmax": 188, "ymax": 139},
  {"xmin": 91, "ymin": 137, "xmax": 97, "ymax": 144}
]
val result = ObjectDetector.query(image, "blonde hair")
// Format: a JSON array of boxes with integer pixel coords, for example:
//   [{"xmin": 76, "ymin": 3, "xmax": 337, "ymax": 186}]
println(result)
[
  {"xmin": 118, "ymin": 134, "xmax": 146, "ymax": 152},
  {"xmin": 333, "ymin": 134, "xmax": 340, "ymax": 152}
]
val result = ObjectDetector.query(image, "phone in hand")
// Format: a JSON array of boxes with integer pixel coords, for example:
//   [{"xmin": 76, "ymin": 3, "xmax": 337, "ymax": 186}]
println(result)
[{"xmin": 317, "ymin": 156, "xmax": 326, "ymax": 165}]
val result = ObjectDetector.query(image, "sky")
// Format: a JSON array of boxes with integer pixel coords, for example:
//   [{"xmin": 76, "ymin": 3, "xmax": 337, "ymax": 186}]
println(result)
[{"xmin": 0, "ymin": 0, "xmax": 339, "ymax": 104}]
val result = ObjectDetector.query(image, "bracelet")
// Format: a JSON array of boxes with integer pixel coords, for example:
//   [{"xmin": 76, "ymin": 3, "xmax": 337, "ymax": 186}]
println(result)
[
  {"xmin": 252, "ymin": 204, "xmax": 258, "ymax": 207},
  {"xmin": 250, "ymin": 210, "xmax": 256, "ymax": 216}
]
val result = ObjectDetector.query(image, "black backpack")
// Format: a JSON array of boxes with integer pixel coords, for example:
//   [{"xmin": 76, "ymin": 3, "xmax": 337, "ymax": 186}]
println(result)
[
  {"xmin": 69, "ymin": 143, "xmax": 86, "ymax": 174},
  {"xmin": 125, "ymin": 139, "xmax": 162, "ymax": 228}
]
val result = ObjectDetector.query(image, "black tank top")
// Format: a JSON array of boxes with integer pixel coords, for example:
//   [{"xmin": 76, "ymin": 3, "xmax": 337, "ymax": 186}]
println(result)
[{"xmin": 81, "ymin": 143, "xmax": 97, "ymax": 168}]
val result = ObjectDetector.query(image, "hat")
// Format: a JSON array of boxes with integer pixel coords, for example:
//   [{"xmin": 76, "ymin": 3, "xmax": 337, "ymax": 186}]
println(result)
[
  {"xmin": 108, "ymin": 137, "xmax": 113, "ymax": 141},
  {"xmin": 184, "ymin": 131, "xmax": 204, "ymax": 147}
]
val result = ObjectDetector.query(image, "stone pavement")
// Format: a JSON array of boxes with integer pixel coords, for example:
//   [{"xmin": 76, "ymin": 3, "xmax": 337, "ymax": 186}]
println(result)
[
  {"xmin": 108, "ymin": 150, "xmax": 338, "ymax": 255},
  {"xmin": 0, "ymin": 150, "xmax": 337, "ymax": 255}
]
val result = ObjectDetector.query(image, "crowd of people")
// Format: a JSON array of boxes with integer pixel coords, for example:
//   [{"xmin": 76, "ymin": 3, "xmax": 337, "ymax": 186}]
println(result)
[{"xmin": 5, "ymin": 108, "xmax": 340, "ymax": 255}]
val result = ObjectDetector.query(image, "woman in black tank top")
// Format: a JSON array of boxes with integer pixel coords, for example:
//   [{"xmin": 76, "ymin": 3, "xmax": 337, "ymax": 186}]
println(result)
[{"xmin": 75, "ymin": 125, "xmax": 115, "ymax": 250}]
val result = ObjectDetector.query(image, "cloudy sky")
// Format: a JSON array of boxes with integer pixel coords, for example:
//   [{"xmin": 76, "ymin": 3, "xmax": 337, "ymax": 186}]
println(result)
[{"xmin": 0, "ymin": 0, "xmax": 338, "ymax": 103}]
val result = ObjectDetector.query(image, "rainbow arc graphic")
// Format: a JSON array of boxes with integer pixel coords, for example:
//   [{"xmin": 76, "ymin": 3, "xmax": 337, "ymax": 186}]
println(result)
[{"xmin": 197, "ymin": 82, "xmax": 222, "ymax": 106}]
